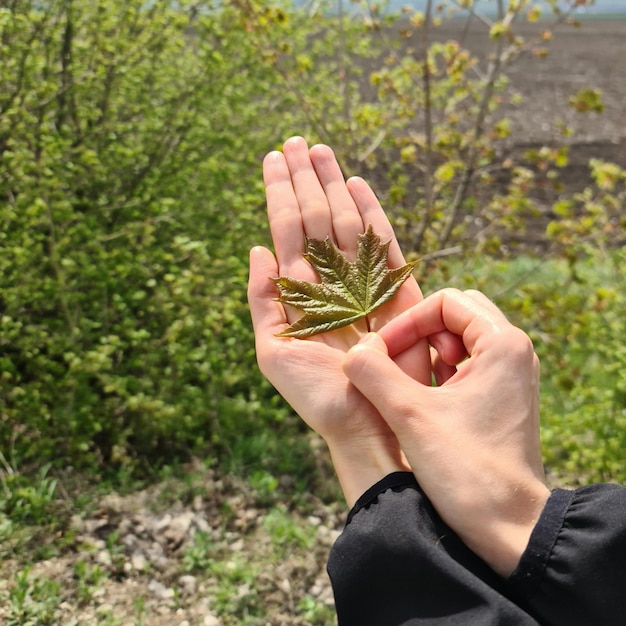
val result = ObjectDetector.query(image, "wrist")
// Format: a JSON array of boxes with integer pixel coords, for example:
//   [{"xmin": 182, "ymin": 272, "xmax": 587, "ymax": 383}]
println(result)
[
  {"xmin": 460, "ymin": 481, "xmax": 550, "ymax": 577},
  {"xmin": 325, "ymin": 433, "xmax": 409, "ymax": 508}
]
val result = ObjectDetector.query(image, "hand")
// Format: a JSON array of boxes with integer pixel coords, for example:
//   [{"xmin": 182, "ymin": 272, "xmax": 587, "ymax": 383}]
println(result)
[
  {"xmin": 248, "ymin": 136, "xmax": 431, "ymax": 505},
  {"xmin": 343, "ymin": 288, "xmax": 550, "ymax": 576}
]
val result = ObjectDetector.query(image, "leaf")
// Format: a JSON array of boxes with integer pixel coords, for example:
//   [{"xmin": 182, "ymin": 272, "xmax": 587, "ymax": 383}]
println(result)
[{"xmin": 273, "ymin": 225, "xmax": 417, "ymax": 339}]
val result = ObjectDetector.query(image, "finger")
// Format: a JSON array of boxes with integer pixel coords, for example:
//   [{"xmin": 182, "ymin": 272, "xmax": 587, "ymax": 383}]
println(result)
[
  {"xmin": 429, "ymin": 330, "xmax": 468, "ymax": 366},
  {"xmin": 309, "ymin": 144, "xmax": 363, "ymax": 258},
  {"xmin": 388, "ymin": 329, "xmax": 464, "ymax": 388},
  {"xmin": 263, "ymin": 150, "xmax": 305, "ymax": 270},
  {"xmin": 283, "ymin": 136, "xmax": 333, "ymax": 241},
  {"xmin": 389, "ymin": 340, "xmax": 431, "ymax": 386},
  {"xmin": 464, "ymin": 289, "xmax": 509, "ymax": 323},
  {"xmin": 430, "ymin": 346, "xmax": 457, "ymax": 386},
  {"xmin": 343, "ymin": 334, "xmax": 429, "ymax": 435},
  {"xmin": 346, "ymin": 176, "xmax": 408, "ymax": 269},
  {"xmin": 309, "ymin": 144, "xmax": 364, "ymax": 260},
  {"xmin": 248, "ymin": 246, "xmax": 288, "ymax": 336},
  {"xmin": 379, "ymin": 288, "xmax": 506, "ymax": 358}
]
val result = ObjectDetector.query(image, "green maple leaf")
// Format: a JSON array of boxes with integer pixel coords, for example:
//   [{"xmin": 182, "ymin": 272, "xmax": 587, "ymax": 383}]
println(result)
[{"xmin": 273, "ymin": 225, "xmax": 418, "ymax": 339}]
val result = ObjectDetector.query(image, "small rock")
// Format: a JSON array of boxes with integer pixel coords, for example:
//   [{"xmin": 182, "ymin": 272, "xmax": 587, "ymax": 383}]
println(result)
[
  {"xmin": 230, "ymin": 538, "xmax": 244, "ymax": 552},
  {"xmin": 148, "ymin": 579, "xmax": 175, "ymax": 600},
  {"xmin": 194, "ymin": 515, "xmax": 211, "ymax": 533},
  {"xmin": 178, "ymin": 574, "xmax": 197, "ymax": 596},
  {"xmin": 155, "ymin": 513, "xmax": 173, "ymax": 533},
  {"xmin": 145, "ymin": 542, "xmax": 168, "ymax": 570},
  {"xmin": 122, "ymin": 533, "xmax": 140, "ymax": 551},
  {"xmin": 99, "ymin": 493, "xmax": 125, "ymax": 513},
  {"xmin": 131, "ymin": 551, "xmax": 147, "ymax": 571}
]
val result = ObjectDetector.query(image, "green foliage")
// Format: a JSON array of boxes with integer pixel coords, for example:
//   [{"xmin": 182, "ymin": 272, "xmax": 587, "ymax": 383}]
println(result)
[
  {"xmin": 0, "ymin": 0, "xmax": 290, "ymax": 473},
  {"xmin": 73, "ymin": 559, "xmax": 106, "ymax": 606},
  {"xmin": 546, "ymin": 159, "xmax": 625, "ymax": 254},
  {"xmin": 248, "ymin": 469, "xmax": 280, "ymax": 506},
  {"xmin": 263, "ymin": 505, "xmax": 317, "ymax": 554},
  {"xmin": 3, "ymin": 568, "xmax": 61, "ymax": 626},
  {"xmin": 297, "ymin": 596, "xmax": 337, "ymax": 625},
  {"xmin": 510, "ymin": 253, "xmax": 626, "ymax": 484},
  {"xmin": 182, "ymin": 529, "xmax": 215, "ymax": 573},
  {"xmin": 206, "ymin": 551, "xmax": 263, "ymax": 618},
  {"xmin": 0, "ymin": 462, "xmax": 58, "ymax": 524}
]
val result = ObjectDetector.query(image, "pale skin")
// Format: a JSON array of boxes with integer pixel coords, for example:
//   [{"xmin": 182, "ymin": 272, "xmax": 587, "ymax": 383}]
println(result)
[
  {"xmin": 248, "ymin": 136, "xmax": 550, "ymax": 578},
  {"xmin": 248, "ymin": 136, "xmax": 431, "ymax": 506},
  {"xmin": 343, "ymin": 289, "xmax": 550, "ymax": 577}
]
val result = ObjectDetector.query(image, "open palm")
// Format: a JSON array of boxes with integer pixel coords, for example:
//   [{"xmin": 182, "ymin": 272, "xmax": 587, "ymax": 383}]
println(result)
[{"xmin": 248, "ymin": 137, "xmax": 430, "ymax": 499}]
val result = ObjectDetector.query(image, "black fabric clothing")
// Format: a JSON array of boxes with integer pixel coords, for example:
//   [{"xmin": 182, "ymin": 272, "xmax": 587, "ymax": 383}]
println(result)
[
  {"xmin": 327, "ymin": 472, "xmax": 626, "ymax": 625},
  {"xmin": 509, "ymin": 483, "xmax": 626, "ymax": 625}
]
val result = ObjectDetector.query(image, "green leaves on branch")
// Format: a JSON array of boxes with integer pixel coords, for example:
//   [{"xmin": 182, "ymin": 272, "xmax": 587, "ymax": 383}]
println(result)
[
  {"xmin": 0, "ymin": 0, "xmax": 288, "ymax": 472},
  {"xmin": 273, "ymin": 226, "xmax": 417, "ymax": 339}
]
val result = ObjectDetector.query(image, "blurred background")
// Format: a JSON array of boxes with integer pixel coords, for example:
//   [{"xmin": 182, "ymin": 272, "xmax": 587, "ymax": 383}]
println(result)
[{"xmin": 1, "ymin": 1, "xmax": 624, "ymax": 623}]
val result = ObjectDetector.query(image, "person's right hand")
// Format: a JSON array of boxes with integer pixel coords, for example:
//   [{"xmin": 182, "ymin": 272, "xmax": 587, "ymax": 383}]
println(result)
[{"xmin": 342, "ymin": 288, "xmax": 551, "ymax": 577}]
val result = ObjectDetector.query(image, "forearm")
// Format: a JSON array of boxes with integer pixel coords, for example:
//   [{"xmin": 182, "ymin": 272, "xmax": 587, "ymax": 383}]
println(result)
[{"xmin": 327, "ymin": 473, "xmax": 538, "ymax": 625}]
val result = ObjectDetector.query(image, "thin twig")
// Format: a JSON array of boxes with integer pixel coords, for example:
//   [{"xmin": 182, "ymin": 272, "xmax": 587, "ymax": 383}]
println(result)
[{"xmin": 412, "ymin": 0, "xmax": 434, "ymax": 252}]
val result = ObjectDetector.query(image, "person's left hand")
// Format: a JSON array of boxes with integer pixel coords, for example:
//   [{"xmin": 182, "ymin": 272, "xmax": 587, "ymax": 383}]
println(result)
[{"xmin": 248, "ymin": 136, "xmax": 430, "ymax": 505}]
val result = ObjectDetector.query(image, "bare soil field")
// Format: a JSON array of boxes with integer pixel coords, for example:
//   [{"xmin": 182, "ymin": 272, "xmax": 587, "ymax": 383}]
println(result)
[{"xmin": 440, "ymin": 18, "xmax": 626, "ymax": 186}]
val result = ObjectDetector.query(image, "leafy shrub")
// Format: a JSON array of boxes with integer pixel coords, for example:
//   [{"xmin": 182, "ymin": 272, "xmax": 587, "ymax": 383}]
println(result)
[
  {"xmin": 514, "ymin": 252, "xmax": 626, "ymax": 484},
  {"xmin": 0, "ymin": 0, "xmax": 291, "ymax": 472}
]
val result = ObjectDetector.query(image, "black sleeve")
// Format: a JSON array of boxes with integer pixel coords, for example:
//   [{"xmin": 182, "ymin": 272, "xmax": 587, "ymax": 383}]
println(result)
[
  {"xmin": 327, "ymin": 474, "xmax": 626, "ymax": 626},
  {"xmin": 326, "ymin": 472, "xmax": 539, "ymax": 625},
  {"xmin": 508, "ymin": 483, "xmax": 626, "ymax": 626}
]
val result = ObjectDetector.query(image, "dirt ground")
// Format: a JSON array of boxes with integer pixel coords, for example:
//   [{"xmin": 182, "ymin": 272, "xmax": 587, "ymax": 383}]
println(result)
[
  {"xmin": 1, "ymin": 463, "xmax": 345, "ymax": 626},
  {"xmin": 437, "ymin": 17, "xmax": 626, "ymax": 184},
  {"xmin": 362, "ymin": 16, "xmax": 626, "ymax": 253},
  {"xmin": 2, "ymin": 17, "xmax": 624, "ymax": 626}
]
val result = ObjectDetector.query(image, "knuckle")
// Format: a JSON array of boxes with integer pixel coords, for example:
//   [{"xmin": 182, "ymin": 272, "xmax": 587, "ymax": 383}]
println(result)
[
  {"xmin": 503, "ymin": 327, "xmax": 536, "ymax": 362},
  {"xmin": 440, "ymin": 287, "xmax": 463, "ymax": 299}
]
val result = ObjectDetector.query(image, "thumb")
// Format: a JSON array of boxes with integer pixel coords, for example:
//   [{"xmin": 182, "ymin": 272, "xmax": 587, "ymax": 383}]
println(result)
[
  {"xmin": 343, "ymin": 333, "xmax": 426, "ymax": 433},
  {"xmin": 248, "ymin": 246, "xmax": 285, "ymax": 336}
]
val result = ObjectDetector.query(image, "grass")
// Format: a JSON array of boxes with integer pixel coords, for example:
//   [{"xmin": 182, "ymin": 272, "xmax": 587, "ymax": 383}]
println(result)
[{"xmin": 3, "ymin": 569, "xmax": 61, "ymax": 626}]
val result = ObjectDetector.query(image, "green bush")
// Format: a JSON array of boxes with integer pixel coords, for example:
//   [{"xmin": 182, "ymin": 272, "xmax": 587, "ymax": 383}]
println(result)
[
  {"xmin": 0, "ymin": 0, "xmax": 292, "ymax": 472},
  {"xmin": 514, "ymin": 253, "xmax": 626, "ymax": 485}
]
